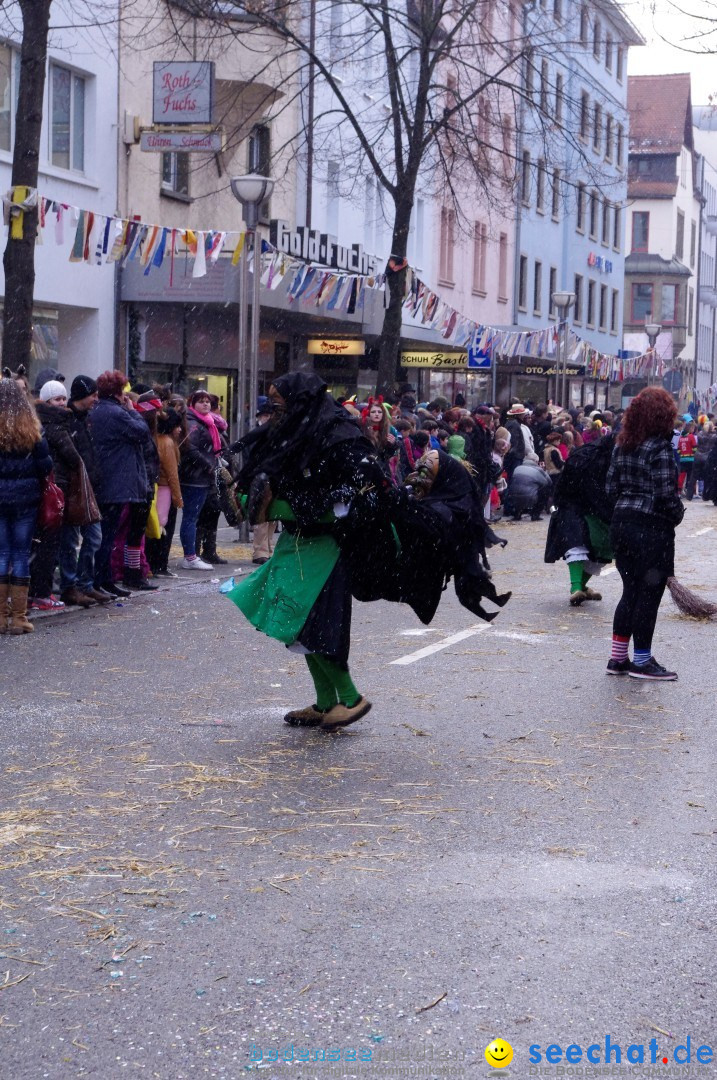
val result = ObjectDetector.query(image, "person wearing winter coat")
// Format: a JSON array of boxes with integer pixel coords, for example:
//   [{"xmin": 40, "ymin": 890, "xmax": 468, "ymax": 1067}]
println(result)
[
  {"xmin": 0, "ymin": 378, "xmax": 53, "ymax": 633},
  {"xmin": 504, "ymin": 457, "xmax": 552, "ymax": 520},
  {"xmin": 89, "ymin": 370, "xmax": 153, "ymax": 597},
  {"xmin": 57, "ymin": 375, "xmax": 110, "ymax": 608},
  {"xmin": 544, "ymin": 435, "xmax": 615, "ymax": 607},
  {"xmin": 30, "ymin": 381, "xmax": 85, "ymax": 610},
  {"xmin": 178, "ymin": 390, "xmax": 223, "ymax": 569},
  {"xmin": 146, "ymin": 409, "xmax": 184, "ymax": 577}
]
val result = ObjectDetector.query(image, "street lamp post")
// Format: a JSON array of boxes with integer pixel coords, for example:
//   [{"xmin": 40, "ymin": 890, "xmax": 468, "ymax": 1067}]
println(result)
[
  {"xmin": 644, "ymin": 321, "xmax": 661, "ymax": 388},
  {"xmin": 230, "ymin": 174, "xmax": 275, "ymax": 438},
  {"xmin": 552, "ymin": 290, "xmax": 576, "ymax": 408}
]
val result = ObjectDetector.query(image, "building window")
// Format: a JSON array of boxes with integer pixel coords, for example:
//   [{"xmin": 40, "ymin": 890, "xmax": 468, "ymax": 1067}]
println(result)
[
  {"xmin": 631, "ymin": 211, "xmax": 649, "ymax": 252},
  {"xmin": 605, "ymin": 32, "xmax": 612, "ymax": 71},
  {"xmin": 593, "ymin": 19, "xmax": 601, "ymax": 60},
  {"xmin": 329, "ymin": 0, "xmax": 343, "ymax": 56},
  {"xmin": 327, "ymin": 160, "xmax": 340, "ymax": 235},
  {"xmin": 549, "ymin": 266, "xmax": 557, "ymax": 316},
  {"xmin": 536, "ymin": 159, "xmax": 546, "ymax": 212},
  {"xmin": 533, "ymin": 260, "xmax": 542, "ymax": 315},
  {"xmin": 576, "ymin": 183, "xmax": 586, "ymax": 232},
  {"xmin": 613, "ymin": 205, "xmax": 621, "ymax": 250},
  {"xmin": 574, "ymin": 273, "xmax": 583, "ymax": 323},
  {"xmin": 599, "ymin": 283, "xmax": 608, "ymax": 330},
  {"xmin": 661, "ymin": 283, "xmax": 678, "ymax": 324},
  {"xmin": 540, "ymin": 59, "xmax": 549, "ymax": 113},
  {"xmin": 580, "ymin": 6, "xmax": 589, "ymax": 45},
  {"xmin": 524, "ymin": 48, "xmax": 535, "ymax": 101},
  {"xmin": 502, "ymin": 114, "xmax": 513, "ymax": 179},
  {"xmin": 472, "ymin": 220, "xmax": 487, "ymax": 295},
  {"xmin": 551, "ymin": 169, "xmax": 560, "ymax": 219},
  {"xmin": 553, "ymin": 0, "xmax": 562, "ymax": 22},
  {"xmin": 580, "ymin": 91, "xmax": 589, "ymax": 140},
  {"xmin": 0, "ymin": 44, "xmax": 20, "ymax": 153},
  {"xmin": 521, "ymin": 149, "xmax": 531, "ymax": 206},
  {"xmin": 602, "ymin": 200, "xmax": 610, "ymax": 245},
  {"xmin": 611, "ymin": 288, "xmax": 619, "ymax": 333},
  {"xmin": 161, "ymin": 152, "xmax": 189, "ymax": 196},
  {"xmin": 616, "ymin": 123, "xmax": 624, "ymax": 168},
  {"xmin": 616, "ymin": 45, "xmax": 624, "ymax": 82},
  {"xmin": 605, "ymin": 114, "xmax": 613, "ymax": 161},
  {"xmin": 518, "ymin": 254, "xmax": 528, "ymax": 310},
  {"xmin": 592, "ymin": 102, "xmax": 601, "ymax": 152},
  {"xmin": 688, "ymin": 286, "xmax": 694, "ymax": 335},
  {"xmin": 589, "ymin": 190, "xmax": 598, "ymax": 239},
  {"xmin": 555, "ymin": 73, "xmax": 563, "ymax": 123},
  {"xmin": 681, "ymin": 148, "xmax": 688, "ymax": 188},
  {"xmin": 439, "ymin": 207, "xmax": 455, "ymax": 283},
  {"xmin": 248, "ymin": 124, "xmax": 272, "ymax": 219},
  {"xmin": 587, "ymin": 279, "xmax": 596, "ymax": 326},
  {"xmin": 498, "ymin": 232, "xmax": 509, "ymax": 301},
  {"xmin": 690, "ymin": 220, "xmax": 697, "ymax": 268},
  {"xmin": 676, "ymin": 210, "xmax": 685, "ymax": 260},
  {"xmin": 631, "ymin": 282, "xmax": 654, "ymax": 322},
  {"xmin": 50, "ymin": 64, "xmax": 86, "ymax": 172}
]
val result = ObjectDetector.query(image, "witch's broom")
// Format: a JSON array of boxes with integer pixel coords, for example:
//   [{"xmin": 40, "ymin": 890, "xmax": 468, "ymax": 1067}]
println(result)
[{"xmin": 667, "ymin": 577, "xmax": 717, "ymax": 619}]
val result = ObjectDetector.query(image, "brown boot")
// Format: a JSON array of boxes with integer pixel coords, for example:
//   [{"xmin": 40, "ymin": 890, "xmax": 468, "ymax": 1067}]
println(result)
[
  {"xmin": 0, "ymin": 578, "xmax": 9, "ymax": 634},
  {"xmin": 60, "ymin": 586, "xmax": 96, "ymax": 608},
  {"xmin": 9, "ymin": 578, "xmax": 34, "ymax": 634}
]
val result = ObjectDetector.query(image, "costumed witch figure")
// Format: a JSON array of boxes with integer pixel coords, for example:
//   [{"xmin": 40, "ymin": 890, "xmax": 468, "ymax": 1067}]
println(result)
[
  {"xmin": 224, "ymin": 373, "xmax": 511, "ymax": 733},
  {"xmin": 544, "ymin": 435, "xmax": 616, "ymax": 606}
]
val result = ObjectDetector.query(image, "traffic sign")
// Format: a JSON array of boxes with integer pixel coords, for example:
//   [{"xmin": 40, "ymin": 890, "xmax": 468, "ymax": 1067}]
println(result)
[
  {"xmin": 467, "ymin": 343, "xmax": 491, "ymax": 369},
  {"xmin": 662, "ymin": 369, "xmax": 683, "ymax": 394}
]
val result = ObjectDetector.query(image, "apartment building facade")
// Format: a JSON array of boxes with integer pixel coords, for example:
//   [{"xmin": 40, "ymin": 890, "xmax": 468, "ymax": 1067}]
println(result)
[
  {"xmin": 623, "ymin": 74, "xmax": 700, "ymax": 402},
  {"xmin": 0, "ymin": 0, "xmax": 119, "ymax": 387},
  {"xmin": 692, "ymin": 109, "xmax": 717, "ymax": 401},
  {"xmin": 510, "ymin": 0, "xmax": 643, "ymax": 408}
]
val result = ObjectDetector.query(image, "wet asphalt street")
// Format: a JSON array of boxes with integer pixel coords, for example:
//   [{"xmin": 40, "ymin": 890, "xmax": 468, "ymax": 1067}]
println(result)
[{"xmin": 0, "ymin": 500, "xmax": 716, "ymax": 1080}]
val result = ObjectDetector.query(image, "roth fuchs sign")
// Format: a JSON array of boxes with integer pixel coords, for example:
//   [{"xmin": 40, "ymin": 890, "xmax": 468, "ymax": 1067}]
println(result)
[
  {"xmin": 153, "ymin": 62, "xmax": 214, "ymax": 125},
  {"xmin": 269, "ymin": 220, "xmax": 382, "ymax": 276}
]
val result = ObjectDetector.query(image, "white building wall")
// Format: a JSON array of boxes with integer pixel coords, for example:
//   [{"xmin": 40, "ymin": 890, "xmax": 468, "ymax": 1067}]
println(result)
[{"xmin": 0, "ymin": 0, "xmax": 119, "ymax": 383}]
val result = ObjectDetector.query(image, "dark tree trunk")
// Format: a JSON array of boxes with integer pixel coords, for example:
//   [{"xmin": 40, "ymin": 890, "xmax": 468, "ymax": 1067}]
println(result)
[
  {"xmin": 2, "ymin": 0, "xmax": 52, "ymax": 370},
  {"xmin": 375, "ymin": 191, "xmax": 414, "ymax": 398}
]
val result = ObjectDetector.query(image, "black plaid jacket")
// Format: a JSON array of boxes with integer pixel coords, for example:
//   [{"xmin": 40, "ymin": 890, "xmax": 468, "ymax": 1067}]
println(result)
[{"xmin": 606, "ymin": 436, "xmax": 679, "ymax": 519}]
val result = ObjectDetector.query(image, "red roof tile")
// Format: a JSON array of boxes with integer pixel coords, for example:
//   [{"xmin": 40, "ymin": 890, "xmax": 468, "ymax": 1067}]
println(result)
[{"xmin": 628, "ymin": 73, "xmax": 693, "ymax": 154}]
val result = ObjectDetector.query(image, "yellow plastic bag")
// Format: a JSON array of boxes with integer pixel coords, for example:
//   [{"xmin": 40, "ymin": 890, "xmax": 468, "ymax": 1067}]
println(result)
[{"xmin": 145, "ymin": 485, "xmax": 162, "ymax": 540}]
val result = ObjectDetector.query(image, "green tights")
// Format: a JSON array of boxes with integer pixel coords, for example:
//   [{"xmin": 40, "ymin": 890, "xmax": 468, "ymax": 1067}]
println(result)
[
  {"xmin": 568, "ymin": 561, "xmax": 591, "ymax": 594},
  {"xmin": 305, "ymin": 654, "xmax": 360, "ymax": 710}
]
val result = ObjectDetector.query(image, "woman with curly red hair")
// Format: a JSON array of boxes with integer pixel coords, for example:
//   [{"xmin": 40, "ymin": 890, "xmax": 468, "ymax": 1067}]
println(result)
[{"xmin": 605, "ymin": 388, "xmax": 683, "ymax": 680}]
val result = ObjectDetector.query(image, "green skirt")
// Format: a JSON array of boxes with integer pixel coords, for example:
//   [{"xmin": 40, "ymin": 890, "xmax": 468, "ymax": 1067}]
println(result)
[{"xmin": 224, "ymin": 530, "xmax": 340, "ymax": 645}]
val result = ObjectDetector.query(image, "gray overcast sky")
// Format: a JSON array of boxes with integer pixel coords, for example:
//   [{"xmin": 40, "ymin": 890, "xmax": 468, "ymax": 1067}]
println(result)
[{"xmin": 626, "ymin": 0, "xmax": 717, "ymax": 104}]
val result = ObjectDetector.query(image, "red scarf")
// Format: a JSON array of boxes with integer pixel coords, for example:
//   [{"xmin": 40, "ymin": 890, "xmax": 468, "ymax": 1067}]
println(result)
[{"xmin": 188, "ymin": 407, "xmax": 222, "ymax": 454}]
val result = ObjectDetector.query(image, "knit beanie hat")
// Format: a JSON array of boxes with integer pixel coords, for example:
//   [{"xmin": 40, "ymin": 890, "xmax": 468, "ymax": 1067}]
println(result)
[
  {"xmin": 39, "ymin": 380, "xmax": 67, "ymax": 402},
  {"xmin": 447, "ymin": 434, "xmax": 466, "ymax": 460},
  {"xmin": 70, "ymin": 375, "xmax": 97, "ymax": 402}
]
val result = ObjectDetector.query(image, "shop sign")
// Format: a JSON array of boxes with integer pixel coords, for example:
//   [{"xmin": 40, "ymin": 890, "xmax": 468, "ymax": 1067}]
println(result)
[
  {"xmin": 587, "ymin": 252, "xmax": 614, "ymax": 274},
  {"xmin": 308, "ymin": 339, "xmax": 365, "ymax": 356},
  {"xmin": 522, "ymin": 363, "xmax": 585, "ymax": 377},
  {"xmin": 153, "ymin": 62, "xmax": 214, "ymax": 125},
  {"xmin": 140, "ymin": 130, "xmax": 222, "ymax": 152},
  {"xmin": 270, "ymin": 220, "xmax": 381, "ymax": 275},
  {"xmin": 401, "ymin": 351, "xmax": 468, "ymax": 369}
]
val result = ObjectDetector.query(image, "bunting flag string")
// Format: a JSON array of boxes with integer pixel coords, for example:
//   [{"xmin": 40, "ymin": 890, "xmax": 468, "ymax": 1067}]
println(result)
[{"xmin": 5, "ymin": 188, "xmax": 670, "ymax": 385}]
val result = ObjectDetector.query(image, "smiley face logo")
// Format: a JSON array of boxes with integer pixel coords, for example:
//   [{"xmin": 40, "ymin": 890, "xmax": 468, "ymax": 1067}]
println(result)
[{"xmin": 484, "ymin": 1039, "xmax": 514, "ymax": 1068}]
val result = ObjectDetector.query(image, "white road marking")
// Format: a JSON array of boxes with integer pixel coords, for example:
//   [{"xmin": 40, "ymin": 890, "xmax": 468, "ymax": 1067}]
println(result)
[
  {"xmin": 400, "ymin": 628, "xmax": 440, "ymax": 637},
  {"xmin": 689, "ymin": 527, "xmax": 714, "ymax": 537},
  {"xmin": 391, "ymin": 626, "xmax": 489, "ymax": 665}
]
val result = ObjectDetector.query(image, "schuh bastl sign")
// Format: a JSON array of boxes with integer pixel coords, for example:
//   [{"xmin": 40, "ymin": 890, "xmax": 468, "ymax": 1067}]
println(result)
[{"xmin": 153, "ymin": 61, "xmax": 214, "ymax": 125}]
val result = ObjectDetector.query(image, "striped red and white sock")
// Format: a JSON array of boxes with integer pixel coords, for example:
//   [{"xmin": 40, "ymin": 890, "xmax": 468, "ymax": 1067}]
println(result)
[{"xmin": 611, "ymin": 635, "xmax": 629, "ymax": 662}]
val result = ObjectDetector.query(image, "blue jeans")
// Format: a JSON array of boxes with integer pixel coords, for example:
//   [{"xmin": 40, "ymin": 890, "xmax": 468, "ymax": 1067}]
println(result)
[
  {"xmin": 59, "ymin": 521, "xmax": 102, "ymax": 592},
  {"xmin": 0, "ymin": 504, "xmax": 39, "ymax": 578},
  {"xmin": 179, "ymin": 485, "xmax": 208, "ymax": 557}
]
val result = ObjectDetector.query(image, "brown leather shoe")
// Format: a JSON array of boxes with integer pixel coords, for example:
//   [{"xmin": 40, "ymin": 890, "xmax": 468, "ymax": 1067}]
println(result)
[
  {"xmin": 284, "ymin": 705, "xmax": 325, "ymax": 727},
  {"xmin": 584, "ymin": 587, "xmax": 603, "ymax": 601},
  {"xmin": 85, "ymin": 587, "xmax": 113, "ymax": 604},
  {"xmin": 320, "ymin": 697, "xmax": 372, "ymax": 731},
  {"xmin": 61, "ymin": 586, "xmax": 96, "ymax": 608}
]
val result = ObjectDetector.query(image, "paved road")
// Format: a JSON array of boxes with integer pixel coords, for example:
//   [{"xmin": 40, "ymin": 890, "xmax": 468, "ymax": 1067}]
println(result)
[{"xmin": 1, "ymin": 502, "xmax": 716, "ymax": 1078}]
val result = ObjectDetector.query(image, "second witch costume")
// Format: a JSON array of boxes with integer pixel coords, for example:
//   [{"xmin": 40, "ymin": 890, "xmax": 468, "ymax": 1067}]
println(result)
[{"xmin": 225, "ymin": 374, "xmax": 510, "ymax": 732}]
